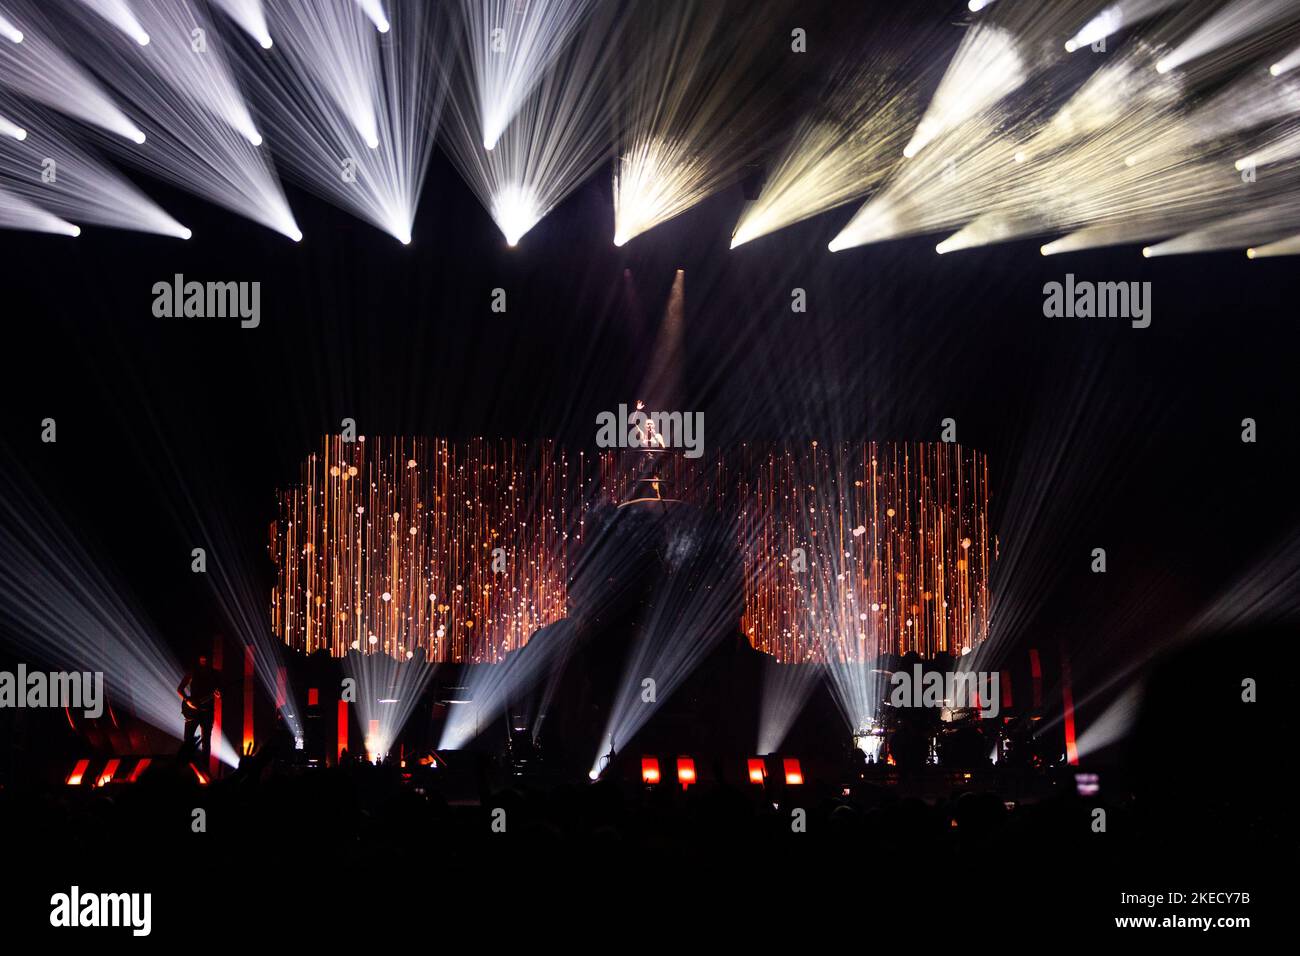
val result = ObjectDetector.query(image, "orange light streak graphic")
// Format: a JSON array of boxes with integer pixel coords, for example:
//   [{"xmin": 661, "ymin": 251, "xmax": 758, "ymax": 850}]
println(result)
[
  {"xmin": 272, "ymin": 438, "xmax": 993, "ymax": 669},
  {"xmin": 738, "ymin": 442, "xmax": 992, "ymax": 662},
  {"xmin": 271, "ymin": 437, "xmax": 579, "ymax": 663}
]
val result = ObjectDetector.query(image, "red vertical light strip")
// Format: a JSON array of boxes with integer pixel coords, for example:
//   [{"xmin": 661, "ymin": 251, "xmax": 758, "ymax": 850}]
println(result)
[
  {"xmin": 243, "ymin": 646, "xmax": 255, "ymax": 756},
  {"xmin": 276, "ymin": 666, "xmax": 287, "ymax": 710},
  {"xmin": 640, "ymin": 756, "xmax": 661, "ymax": 784},
  {"xmin": 96, "ymin": 758, "xmax": 121, "ymax": 787},
  {"xmin": 210, "ymin": 693, "xmax": 223, "ymax": 779},
  {"xmin": 337, "ymin": 700, "xmax": 348, "ymax": 763},
  {"xmin": 210, "ymin": 632, "xmax": 225, "ymax": 779},
  {"xmin": 66, "ymin": 758, "xmax": 90, "ymax": 785},
  {"xmin": 676, "ymin": 756, "xmax": 696, "ymax": 788},
  {"xmin": 1029, "ymin": 648, "xmax": 1043, "ymax": 710},
  {"xmin": 1061, "ymin": 648, "xmax": 1079, "ymax": 766},
  {"xmin": 128, "ymin": 758, "xmax": 152, "ymax": 782}
]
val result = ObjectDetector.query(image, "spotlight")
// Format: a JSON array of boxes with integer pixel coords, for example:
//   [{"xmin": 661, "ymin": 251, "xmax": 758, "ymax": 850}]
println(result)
[
  {"xmin": 854, "ymin": 722, "xmax": 884, "ymax": 761},
  {"xmin": 897, "ymin": 25, "xmax": 1024, "ymax": 166},
  {"xmin": 69, "ymin": 225, "xmax": 81, "ymax": 237},
  {"xmin": 1270, "ymin": 64, "xmax": 1281, "ymax": 76},
  {"xmin": 357, "ymin": 0, "xmax": 391, "ymax": 34},
  {"xmin": 259, "ymin": 36, "xmax": 273, "ymax": 50},
  {"xmin": 366, "ymin": 135, "xmax": 380, "ymax": 150},
  {"xmin": 131, "ymin": 129, "xmax": 147, "ymax": 145},
  {"xmin": 0, "ymin": 15, "xmax": 21, "ymax": 44},
  {"xmin": 641, "ymin": 756, "xmax": 661, "ymax": 785},
  {"xmin": 491, "ymin": 184, "xmax": 541, "ymax": 246},
  {"xmin": 180, "ymin": 227, "xmax": 193, "ymax": 240},
  {"xmin": 1246, "ymin": 247, "xmax": 1257, "ymax": 258},
  {"xmin": 1155, "ymin": 59, "xmax": 1171, "ymax": 74},
  {"xmin": 1141, "ymin": 246, "xmax": 1152, "ymax": 257},
  {"xmin": 248, "ymin": 131, "xmax": 263, "ymax": 147}
]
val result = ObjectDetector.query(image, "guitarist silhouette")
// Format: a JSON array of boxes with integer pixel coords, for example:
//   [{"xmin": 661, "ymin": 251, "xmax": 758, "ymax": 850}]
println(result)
[{"xmin": 177, "ymin": 653, "xmax": 220, "ymax": 758}]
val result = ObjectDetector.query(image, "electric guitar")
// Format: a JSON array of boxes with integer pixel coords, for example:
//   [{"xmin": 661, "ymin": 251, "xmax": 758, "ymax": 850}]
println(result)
[{"xmin": 180, "ymin": 690, "xmax": 218, "ymax": 721}]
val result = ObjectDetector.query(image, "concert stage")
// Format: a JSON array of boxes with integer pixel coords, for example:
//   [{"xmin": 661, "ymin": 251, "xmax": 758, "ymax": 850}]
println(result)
[{"xmin": 2, "ymin": 0, "xmax": 1294, "ymax": 939}]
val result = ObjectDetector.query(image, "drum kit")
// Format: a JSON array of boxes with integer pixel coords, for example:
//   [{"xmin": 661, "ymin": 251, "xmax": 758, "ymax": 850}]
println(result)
[{"xmin": 861, "ymin": 665, "xmax": 1020, "ymax": 768}]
